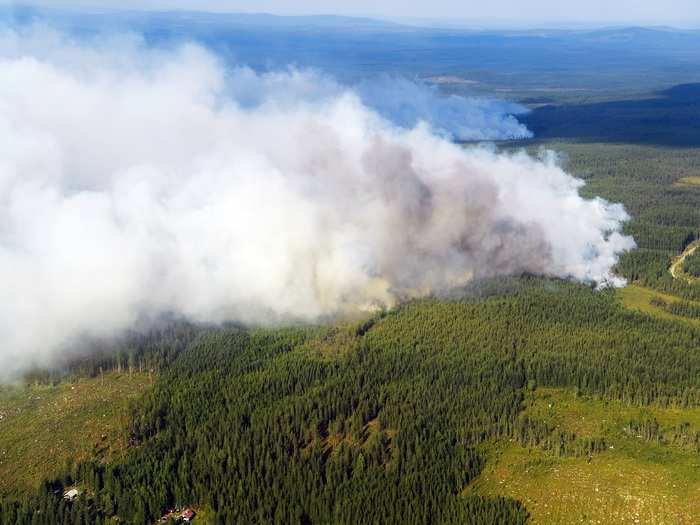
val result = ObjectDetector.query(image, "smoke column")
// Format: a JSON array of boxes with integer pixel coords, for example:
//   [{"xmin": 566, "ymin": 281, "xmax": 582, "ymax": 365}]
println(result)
[{"xmin": 0, "ymin": 28, "xmax": 635, "ymax": 378}]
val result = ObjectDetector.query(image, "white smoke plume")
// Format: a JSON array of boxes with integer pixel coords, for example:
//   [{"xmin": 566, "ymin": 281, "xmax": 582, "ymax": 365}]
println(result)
[
  {"xmin": 0, "ymin": 28, "xmax": 635, "ymax": 378},
  {"xmin": 201, "ymin": 65, "xmax": 533, "ymax": 141}
]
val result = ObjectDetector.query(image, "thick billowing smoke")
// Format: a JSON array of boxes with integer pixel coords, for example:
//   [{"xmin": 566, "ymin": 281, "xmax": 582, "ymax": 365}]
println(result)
[{"xmin": 0, "ymin": 28, "xmax": 635, "ymax": 378}]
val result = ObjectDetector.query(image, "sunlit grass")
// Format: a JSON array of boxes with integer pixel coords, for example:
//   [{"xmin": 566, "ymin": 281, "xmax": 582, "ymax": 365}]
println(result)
[
  {"xmin": 0, "ymin": 372, "xmax": 152, "ymax": 497},
  {"xmin": 617, "ymin": 284, "xmax": 700, "ymax": 328},
  {"xmin": 674, "ymin": 176, "xmax": 700, "ymax": 186},
  {"xmin": 468, "ymin": 387, "xmax": 700, "ymax": 524}
]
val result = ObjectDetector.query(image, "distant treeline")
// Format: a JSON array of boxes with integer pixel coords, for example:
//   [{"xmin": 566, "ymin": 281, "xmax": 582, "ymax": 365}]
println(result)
[{"xmin": 22, "ymin": 322, "xmax": 200, "ymax": 387}]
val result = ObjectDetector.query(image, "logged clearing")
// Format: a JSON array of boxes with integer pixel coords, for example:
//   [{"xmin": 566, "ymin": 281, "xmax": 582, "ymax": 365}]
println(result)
[
  {"xmin": 469, "ymin": 388, "xmax": 700, "ymax": 524},
  {"xmin": 674, "ymin": 176, "xmax": 700, "ymax": 186},
  {"xmin": 0, "ymin": 372, "xmax": 152, "ymax": 497},
  {"xmin": 617, "ymin": 284, "xmax": 700, "ymax": 328},
  {"xmin": 523, "ymin": 388, "xmax": 700, "ymax": 433},
  {"xmin": 472, "ymin": 444, "xmax": 700, "ymax": 524}
]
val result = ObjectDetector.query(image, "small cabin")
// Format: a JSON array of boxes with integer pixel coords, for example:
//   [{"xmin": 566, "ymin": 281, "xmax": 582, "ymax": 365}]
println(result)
[
  {"xmin": 181, "ymin": 509, "xmax": 195, "ymax": 522},
  {"xmin": 63, "ymin": 489, "xmax": 79, "ymax": 501}
]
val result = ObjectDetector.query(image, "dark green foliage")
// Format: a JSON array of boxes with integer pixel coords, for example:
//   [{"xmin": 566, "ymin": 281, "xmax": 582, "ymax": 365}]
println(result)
[
  {"xmin": 668, "ymin": 421, "xmax": 700, "ymax": 452},
  {"xmin": 523, "ymin": 85, "xmax": 700, "ymax": 147},
  {"xmin": 683, "ymin": 250, "xmax": 700, "ymax": 278},
  {"xmin": 5, "ymin": 278, "xmax": 700, "ymax": 524},
  {"xmin": 515, "ymin": 416, "xmax": 606, "ymax": 457},
  {"xmin": 625, "ymin": 418, "xmax": 663, "ymax": 444},
  {"xmin": 23, "ymin": 321, "xmax": 200, "ymax": 386},
  {"xmin": 622, "ymin": 222, "xmax": 695, "ymax": 253},
  {"xmin": 647, "ymin": 295, "xmax": 700, "ymax": 320},
  {"xmin": 625, "ymin": 417, "xmax": 700, "ymax": 453},
  {"xmin": 665, "ymin": 300, "xmax": 700, "ymax": 320}
]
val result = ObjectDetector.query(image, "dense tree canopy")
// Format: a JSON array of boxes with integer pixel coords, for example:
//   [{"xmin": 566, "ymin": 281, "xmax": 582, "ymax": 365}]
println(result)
[{"xmin": 3, "ymin": 277, "xmax": 700, "ymax": 524}]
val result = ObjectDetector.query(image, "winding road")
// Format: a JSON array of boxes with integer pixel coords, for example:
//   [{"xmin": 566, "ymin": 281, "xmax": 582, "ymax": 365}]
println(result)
[{"xmin": 670, "ymin": 240, "xmax": 700, "ymax": 282}]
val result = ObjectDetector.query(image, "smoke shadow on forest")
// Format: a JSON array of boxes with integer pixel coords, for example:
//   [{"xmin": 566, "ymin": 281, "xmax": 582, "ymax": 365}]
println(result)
[{"xmin": 521, "ymin": 84, "xmax": 700, "ymax": 147}]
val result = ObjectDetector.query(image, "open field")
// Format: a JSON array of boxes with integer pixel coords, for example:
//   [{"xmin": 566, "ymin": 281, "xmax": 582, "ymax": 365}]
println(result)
[
  {"xmin": 617, "ymin": 284, "xmax": 700, "ymax": 327},
  {"xmin": 469, "ymin": 388, "xmax": 700, "ymax": 524},
  {"xmin": 0, "ymin": 372, "xmax": 152, "ymax": 497},
  {"xmin": 675, "ymin": 176, "xmax": 700, "ymax": 187},
  {"xmin": 472, "ymin": 443, "xmax": 700, "ymax": 524}
]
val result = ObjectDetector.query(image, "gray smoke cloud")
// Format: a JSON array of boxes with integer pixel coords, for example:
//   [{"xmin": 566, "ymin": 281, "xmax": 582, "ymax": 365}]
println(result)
[
  {"xmin": 354, "ymin": 76, "xmax": 533, "ymax": 141},
  {"xmin": 0, "ymin": 28, "xmax": 635, "ymax": 378},
  {"xmin": 211, "ymin": 66, "xmax": 532, "ymax": 141}
]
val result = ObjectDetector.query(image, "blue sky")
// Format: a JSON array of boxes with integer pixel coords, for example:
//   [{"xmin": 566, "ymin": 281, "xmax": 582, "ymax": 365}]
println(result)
[{"xmin": 3, "ymin": 0, "xmax": 700, "ymax": 27}]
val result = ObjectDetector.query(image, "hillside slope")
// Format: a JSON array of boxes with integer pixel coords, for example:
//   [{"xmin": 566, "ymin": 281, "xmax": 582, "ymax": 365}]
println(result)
[
  {"xmin": 0, "ymin": 373, "xmax": 151, "ymax": 498},
  {"xmin": 3, "ymin": 278, "xmax": 700, "ymax": 524}
]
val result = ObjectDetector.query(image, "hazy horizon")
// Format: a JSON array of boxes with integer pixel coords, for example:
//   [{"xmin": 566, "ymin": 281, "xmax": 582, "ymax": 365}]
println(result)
[{"xmin": 2, "ymin": 0, "xmax": 700, "ymax": 30}]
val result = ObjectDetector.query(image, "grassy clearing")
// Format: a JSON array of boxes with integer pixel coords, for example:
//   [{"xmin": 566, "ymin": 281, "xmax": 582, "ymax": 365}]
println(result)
[
  {"xmin": 469, "ymin": 388, "xmax": 700, "ymax": 524},
  {"xmin": 522, "ymin": 388, "xmax": 700, "ymax": 447},
  {"xmin": 617, "ymin": 284, "xmax": 700, "ymax": 328},
  {"xmin": 471, "ymin": 444, "xmax": 700, "ymax": 524},
  {"xmin": 674, "ymin": 176, "xmax": 700, "ymax": 187},
  {"xmin": 0, "ymin": 372, "xmax": 152, "ymax": 497}
]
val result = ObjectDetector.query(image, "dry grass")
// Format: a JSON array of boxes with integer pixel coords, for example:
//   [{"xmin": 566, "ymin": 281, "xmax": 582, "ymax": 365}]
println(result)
[
  {"xmin": 617, "ymin": 284, "xmax": 700, "ymax": 328},
  {"xmin": 468, "ymin": 388, "xmax": 700, "ymax": 524},
  {"xmin": 472, "ymin": 444, "xmax": 700, "ymax": 524},
  {"xmin": 0, "ymin": 372, "xmax": 152, "ymax": 497},
  {"xmin": 674, "ymin": 176, "xmax": 700, "ymax": 187}
]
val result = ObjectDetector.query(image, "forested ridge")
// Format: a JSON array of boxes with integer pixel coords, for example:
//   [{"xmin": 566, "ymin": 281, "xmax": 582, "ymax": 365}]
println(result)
[{"xmin": 3, "ymin": 277, "xmax": 700, "ymax": 524}]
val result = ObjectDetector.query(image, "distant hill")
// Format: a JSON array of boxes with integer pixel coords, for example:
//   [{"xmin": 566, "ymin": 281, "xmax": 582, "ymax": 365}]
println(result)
[
  {"xmin": 3, "ymin": 8, "xmax": 700, "ymax": 99},
  {"xmin": 0, "ymin": 6, "xmax": 407, "ymax": 32},
  {"xmin": 3, "ymin": 7, "xmax": 700, "ymax": 91}
]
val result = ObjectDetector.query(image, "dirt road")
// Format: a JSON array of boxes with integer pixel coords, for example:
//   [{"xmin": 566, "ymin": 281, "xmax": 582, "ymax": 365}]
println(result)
[{"xmin": 670, "ymin": 241, "xmax": 700, "ymax": 281}]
